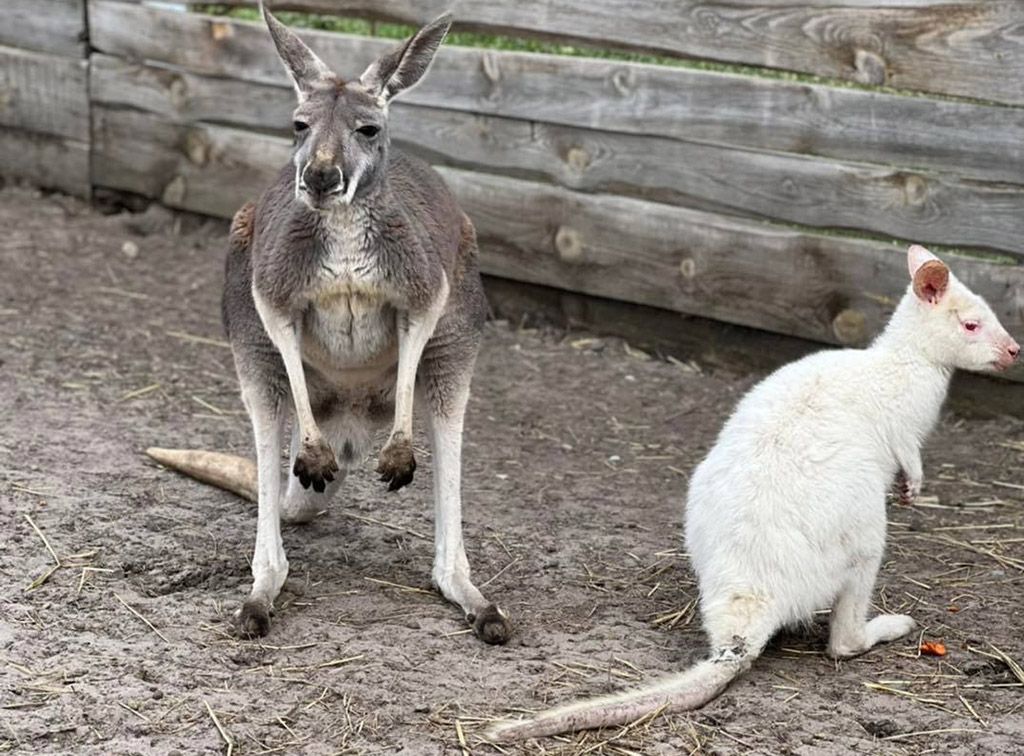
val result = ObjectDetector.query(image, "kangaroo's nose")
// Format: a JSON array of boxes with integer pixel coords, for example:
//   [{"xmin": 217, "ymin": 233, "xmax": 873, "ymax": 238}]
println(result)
[
  {"xmin": 1008, "ymin": 340, "xmax": 1021, "ymax": 361},
  {"xmin": 303, "ymin": 164, "xmax": 343, "ymax": 195}
]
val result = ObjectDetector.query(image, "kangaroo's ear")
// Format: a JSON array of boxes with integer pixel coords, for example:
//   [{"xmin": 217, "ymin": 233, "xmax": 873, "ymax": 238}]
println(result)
[
  {"xmin": 359, "ymin": 13, "xmax": 452, "ymax": 102},
  {"xmin": 262, "ymin": 1, "xmax": 332, "ymax": 99}
]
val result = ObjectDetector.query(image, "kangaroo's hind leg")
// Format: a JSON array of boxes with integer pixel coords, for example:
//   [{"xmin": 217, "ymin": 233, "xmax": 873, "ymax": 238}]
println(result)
[
  {"xmin": 420, "ymin": 375, "xmax": 511, "ymax": 645},
  {"xmin": 234, "ymin": 376, "xmax": 289, "ymax": 638},
  {"xmin": 418, "ymin": 329, "xmax": 512, "ymax": 644}
]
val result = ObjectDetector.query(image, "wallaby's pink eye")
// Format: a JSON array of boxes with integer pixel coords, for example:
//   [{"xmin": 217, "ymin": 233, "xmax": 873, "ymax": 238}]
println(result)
[{"xmin": 963, "ymin": 320, "xmax": 980, "ymax": 333}]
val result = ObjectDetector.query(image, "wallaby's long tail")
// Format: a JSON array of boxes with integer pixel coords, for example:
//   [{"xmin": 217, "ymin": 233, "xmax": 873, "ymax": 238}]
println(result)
[
  {"xmin": 146, "ymin": 448, "xmax": 257, "ymax": 502},
  {"xmin": 487, "ymin": 654, "xmax": 752, "ymax": 742}
]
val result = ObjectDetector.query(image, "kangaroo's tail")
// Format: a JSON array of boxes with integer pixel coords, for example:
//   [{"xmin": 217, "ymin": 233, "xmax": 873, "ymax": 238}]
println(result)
[
  {"xmin": 487, "ymin": 643, "xmax": 760, "ymax": 742},
  {"xmin": 146, "ymin": 448, "xmax": 257, "ymax": 502}
]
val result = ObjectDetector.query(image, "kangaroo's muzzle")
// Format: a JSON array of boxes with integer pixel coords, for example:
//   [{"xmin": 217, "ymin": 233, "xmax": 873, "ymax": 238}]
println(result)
[{"xmin": 299, "ymin": 162, "xmax": 346, "ymax": 208}]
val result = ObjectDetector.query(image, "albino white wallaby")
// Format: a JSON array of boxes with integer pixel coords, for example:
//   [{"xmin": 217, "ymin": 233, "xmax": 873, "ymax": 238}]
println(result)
[
  {"xmin": 489, "ymin": 245, "xmax": 1020, "ymax": 741},
  {"xmin": 149, "ymin": 4, "xmax": 512, "ymax": 644}
]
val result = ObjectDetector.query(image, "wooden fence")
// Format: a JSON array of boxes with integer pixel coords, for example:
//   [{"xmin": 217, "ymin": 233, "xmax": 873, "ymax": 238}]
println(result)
[
  {"xmin": 1, "ymin": 0, "xmax": 90, "ymax": 196},
  {"xmin": 4, "ymin": 1, "xmax": 1024, "ymax": 379}
]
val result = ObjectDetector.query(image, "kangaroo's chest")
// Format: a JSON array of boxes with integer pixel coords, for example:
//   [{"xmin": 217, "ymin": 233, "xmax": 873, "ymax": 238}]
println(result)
[{"xmin": 301, "ymin": 240, "xmax": 399, "ymax": 381}]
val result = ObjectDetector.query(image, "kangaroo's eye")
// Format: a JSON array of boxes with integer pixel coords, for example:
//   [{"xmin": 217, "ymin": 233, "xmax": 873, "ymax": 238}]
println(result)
[
  {"xmin": 356, "ymin": 124, "xmax": 380, "ymax": 138},
  {"xmin": 963, "ymin": 320, "xmax": 980, "ymax": 333},
  {"xmin": 293, "ymin": 120, "xmax": 309, "ymax": 134}
]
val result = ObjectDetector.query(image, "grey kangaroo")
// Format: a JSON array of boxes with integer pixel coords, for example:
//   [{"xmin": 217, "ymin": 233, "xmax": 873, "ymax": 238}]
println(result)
[{"xmin": 151, "ymin": 4, "xmax": 511, "ymax": 644}]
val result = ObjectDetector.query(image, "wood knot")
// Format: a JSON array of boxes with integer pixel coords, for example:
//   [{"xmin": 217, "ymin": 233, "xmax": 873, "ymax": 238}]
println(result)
[
  {"xmin": 481, "ymin": 52, "xmax": 501, "ymax": 84},
  {"xmin": 899, "ymin": 173, "xmax": 928, "ymax": 206},
  {"xmin": 168, "ymin": 75, "xmax": 188, "ymax": 110},
  {"xmin": 565, "ymin": 146, "xmax": 590, "ymax": 172},
  {"xmin": 852, "ymin": 49, "xmax": 886, "ymax": 86},
  {"xmin": 611, "ymin": 69, "xmax": 636, "ymax": 97},
  {"xmin": 832, "ymin": 308, "xmax": 867, "ymax": 346},
  {"xmin": 184, "ymin": 130, "xmax": 210, "ymax": 166},
  {"xmin": 692, "ymin": 7, "xmax": 722, "ymax": 33},
  {"xmin": 210, "ymin": 20, "xmax": 234, "ymax": 42},
  {"xmin": 554, "ymin": 226, "xmax": 584, "ymax": 262},
  {"xmin": 162, "ymin": 175, "xmax": 187, "ymax": 206},
  {"xmin": 679, "ymin": 257, "xmax": 696, "ymax": 280}
]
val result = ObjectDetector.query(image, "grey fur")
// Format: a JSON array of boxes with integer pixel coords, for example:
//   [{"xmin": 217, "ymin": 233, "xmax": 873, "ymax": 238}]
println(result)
[
  {"xmin": 360, "ymin": 13, "xmax": 453, "ymax": 101},
  {"xmin": 222, "ymin": 5, "xmax": 511, "ymax": 644},
  {"xmin": 261, "ymin": 4, "xmax": 332, "ymax": 98}
]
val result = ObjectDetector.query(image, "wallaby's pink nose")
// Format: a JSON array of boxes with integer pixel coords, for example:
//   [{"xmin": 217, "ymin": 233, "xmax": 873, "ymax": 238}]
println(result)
[{"xmin": 1009, "ymin": 340, "xmax": 1021, "ymax": 361}]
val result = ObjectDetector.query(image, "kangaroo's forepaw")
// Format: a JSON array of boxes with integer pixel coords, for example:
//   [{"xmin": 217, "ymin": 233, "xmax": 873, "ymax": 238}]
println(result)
[
  {"xmin": 377, "ymin": 434, "xmax": 416, "ymax": 491},
  {"xmin": 470, "ymin": 604, "xmax": 512, "ymax": 645},
  {"xmin": 293, "ymin": 437, "xmax": 338, "ymax": 492},
  {"xmin": 234, "ymin": 598, "xmax": 272, "ymax": 638}
]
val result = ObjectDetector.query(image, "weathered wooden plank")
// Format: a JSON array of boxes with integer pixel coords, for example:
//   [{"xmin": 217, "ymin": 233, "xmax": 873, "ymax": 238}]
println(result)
[
  {"xmin": 4, "ymin": 0, "xmax": 86, "ymax": 58},
  {"xmin": 126, "ymin": 0, "xmax": 1024, "ymax": 105},
  {"xmin": 89, "ymin": 107, "xmax": 1024, "ymax": 382},
  {"xmin": 0, "ymin": 128, "xmax": 90, "ymax": 198},
  {"xmin": 90, "ymin": 107, "xmax": 278, "ymax": 212},
  {"xmin": 482, "ymin": 274, "xmax": 822, "ymax": 376},
  {"xmin": 449, "ymin": 170, "xmax": 1024, "ymax": 361},
  {"xmin": 88, "ymin": 1, "xmax": 1024, "ymax": 185},
  {"xmin": 0, "ymin": 46, "xmax": 90, "ymax": 142},
  {"xmin": 484, "ymin": 275, "xmax": 1024, "ymax": 417},
  {"xmin": 89, "ymin": 55, "xmax": 1024, "ymax": 256}
]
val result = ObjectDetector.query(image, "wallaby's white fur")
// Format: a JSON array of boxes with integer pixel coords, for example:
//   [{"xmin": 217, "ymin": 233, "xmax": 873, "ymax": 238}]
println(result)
[{"xmin": 488, "ymin": 246, "xmax": 1019, "ymax": 742}]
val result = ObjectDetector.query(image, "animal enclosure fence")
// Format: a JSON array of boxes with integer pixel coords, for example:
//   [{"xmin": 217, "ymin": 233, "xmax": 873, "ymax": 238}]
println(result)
[
  {"xmin": 4, "ymin": 0, "xmax": 1024, "ymax": 379},
  {"xmin": 2, "ymin": 0, "xmax": 89, "ymax": 196}
]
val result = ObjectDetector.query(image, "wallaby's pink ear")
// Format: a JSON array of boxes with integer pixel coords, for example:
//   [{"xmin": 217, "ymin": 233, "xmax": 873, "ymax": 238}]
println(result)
[
  {"xmin": 907, "ymin": 244, "xmax": 939, "ymax": 276},
  {"xmin": 908, "ymin": 245, "xmax": 949, "ymax": 304}
]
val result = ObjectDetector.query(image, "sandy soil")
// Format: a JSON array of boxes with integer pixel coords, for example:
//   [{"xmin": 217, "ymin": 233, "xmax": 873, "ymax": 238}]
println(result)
[{"xmin": 2, "ymin": 186, "xmax": 1024, "ymax": 755}]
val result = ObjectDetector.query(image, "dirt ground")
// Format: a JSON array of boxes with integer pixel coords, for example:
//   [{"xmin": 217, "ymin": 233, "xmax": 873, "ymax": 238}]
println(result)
[{"xmin": 1, "ymin": 185, "xmax": 1023, "ymax": 755}]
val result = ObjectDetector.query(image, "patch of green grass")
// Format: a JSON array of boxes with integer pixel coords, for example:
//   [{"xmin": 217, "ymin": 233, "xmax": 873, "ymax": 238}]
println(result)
[
  {"xmin": 763, "ymin": 218, "xmax": 1021, "ymax": 265},
  {"xmin": 195, "ymin": 5, "xmax": 692, "ymax": 62},
  {"xmin": 192, "ymin": 6, "xmax": 849, "ymax": 81},
  {"xmin": 192, "ymin": 4, "xmax": 1016, "ymax": 108}
]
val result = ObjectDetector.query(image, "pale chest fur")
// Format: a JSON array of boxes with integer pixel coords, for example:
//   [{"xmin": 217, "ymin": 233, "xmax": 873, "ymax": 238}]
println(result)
[{"xmin": 300, "ymin": 221, "xmax": 398, "ymax": 383}]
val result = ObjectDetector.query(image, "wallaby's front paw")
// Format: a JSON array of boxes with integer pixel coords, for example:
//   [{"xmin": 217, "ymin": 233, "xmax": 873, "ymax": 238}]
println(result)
[
  {"xmin": 377, "ymin": 433, "xmax": 416, "ymax": 491},
  {"xmin": 293, "ymin": 438, "xmax": 338, "ymax": 492},
  {"xmin": 893, "ymin": 470, "xmax": 921, "ymax": 506}
]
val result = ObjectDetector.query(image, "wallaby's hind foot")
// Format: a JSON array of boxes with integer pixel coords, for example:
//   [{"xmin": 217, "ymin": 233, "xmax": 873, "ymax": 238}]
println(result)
[
  {"xmin": 828, "ymin": 614, "xmax": 916, "ymax": 659},
  {"xmin": 827, "ymin": 559, "xmax": 916, "ymax": 660},
  {"xmin": 867, "ymin": 614, "xmax": 916, "ymax": 646},
  {"xmin": 377, "ymin": 432, "xmax": 417, "ymax": 491},
  {"xmin": 234, "ymin": 598, "xmax": 272, "ymax": 638},
  {"xmin": 293, "ymin": 437, "xmax": 338, "ymax": 492},
  {"xmin": 470, "ymin": 604, "xmax": 512, "ymax": 645}
]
